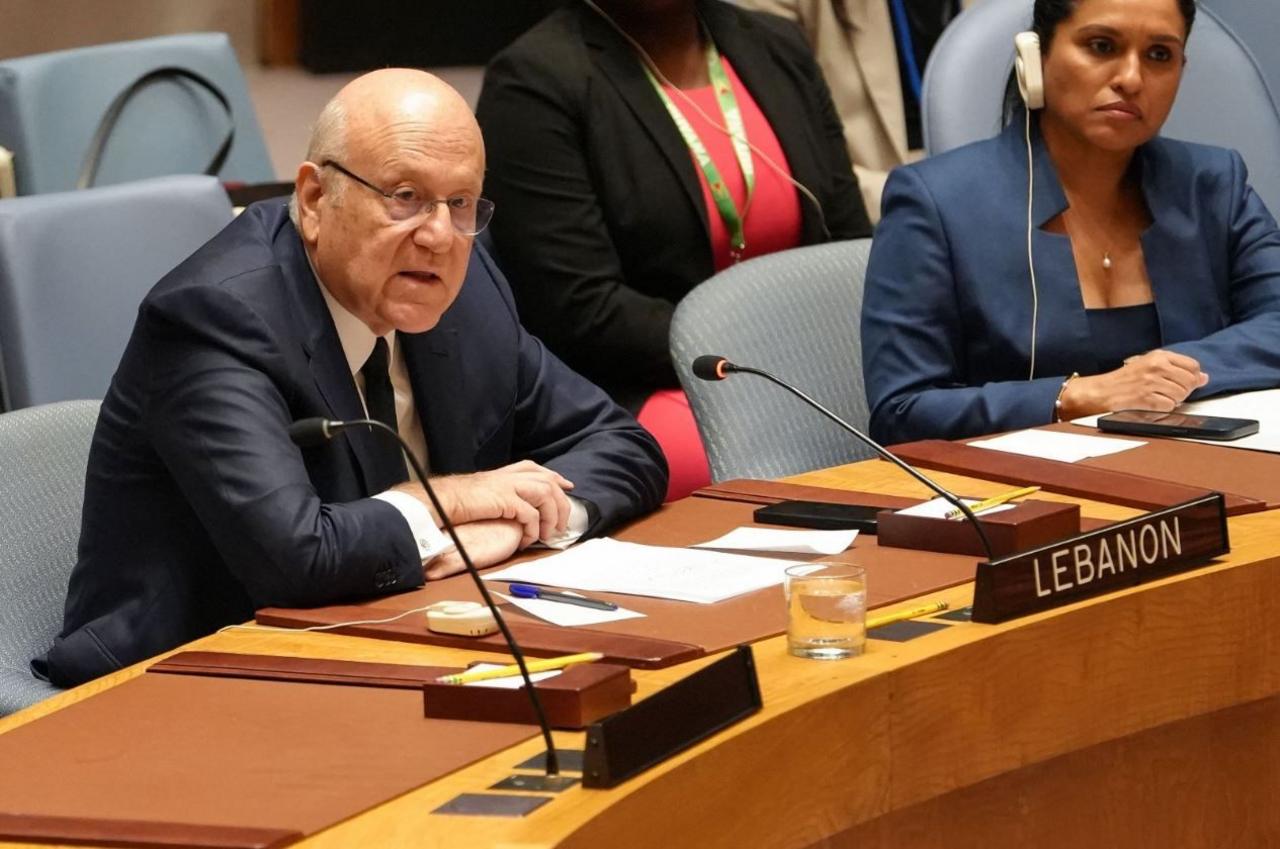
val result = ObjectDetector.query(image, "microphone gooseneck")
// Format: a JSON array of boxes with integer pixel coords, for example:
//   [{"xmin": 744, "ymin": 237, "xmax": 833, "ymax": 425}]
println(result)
[
  {"xmin": 693, "ymin": 357, "xmax": 995, "ymax": 560},
  {"xmin": 290, "ymin": 416, "xmax": 562, "ymax": 776}
]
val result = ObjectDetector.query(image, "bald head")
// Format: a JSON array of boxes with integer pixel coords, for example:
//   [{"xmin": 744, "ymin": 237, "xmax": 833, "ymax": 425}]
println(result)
[
  {"xmin": 292, "ymin": 68, "xmax": 487, "ymax": 336},
  {"xmin": 291, "ymin": 69, "xmax": 483, "ymax": 225},
  {"xmin": 332, "ymin": 69, "xmax": 482, "ymax": 164}
]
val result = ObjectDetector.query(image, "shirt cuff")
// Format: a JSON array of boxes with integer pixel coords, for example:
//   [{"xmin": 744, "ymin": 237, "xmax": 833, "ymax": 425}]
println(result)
[
  {"xmin": 373, "ymin": 490, "xmax": 454, "ymax": 562},
  {"xmin": 539, "ymin": 496, "xmax": 590, "ymax": 550}
]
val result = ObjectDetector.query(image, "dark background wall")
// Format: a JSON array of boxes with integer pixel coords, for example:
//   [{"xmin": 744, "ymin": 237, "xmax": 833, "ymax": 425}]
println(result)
[{"xmin": 300, "ymin": 0, "xmax": 564, "ymax": 72}]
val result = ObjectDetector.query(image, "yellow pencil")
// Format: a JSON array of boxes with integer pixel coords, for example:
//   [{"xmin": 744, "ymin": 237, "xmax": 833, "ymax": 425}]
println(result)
[
  {"xmin": 945, "ymin": 485, "xmax": 1040, "ymax": 520},
  {"xmin": 867, "ymin": 601, "xmax": 949, "ymax": 630},
  {"xmin": 436, "ymin": 651, "xmax": 604, "ymax": 685}
]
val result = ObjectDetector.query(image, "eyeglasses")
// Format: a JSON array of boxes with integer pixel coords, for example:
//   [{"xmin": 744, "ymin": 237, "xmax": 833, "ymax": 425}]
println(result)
[{"xmin": 320, "ymin": 160, "xmax": 495, "ymax": 236}]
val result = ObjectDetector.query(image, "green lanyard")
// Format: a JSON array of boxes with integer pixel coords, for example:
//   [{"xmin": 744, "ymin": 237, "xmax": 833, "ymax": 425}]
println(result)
[{"xmin": 643, "ymin": 39, "xmax": 755, "ymax": 260}]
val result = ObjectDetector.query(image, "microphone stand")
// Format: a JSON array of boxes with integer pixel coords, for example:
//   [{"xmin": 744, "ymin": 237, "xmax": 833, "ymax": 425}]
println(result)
[
  {"xmin": 290, "ymin": 417, "xmax": 561, "ymax": 776},
  {"xmin": 696, "ymin": 358, "xmax": 995, "ymax": 560}
]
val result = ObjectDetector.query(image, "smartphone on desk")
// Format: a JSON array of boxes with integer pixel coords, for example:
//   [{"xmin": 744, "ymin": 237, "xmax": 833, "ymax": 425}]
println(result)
[
  {"xmin": 753, "ymin": 500, "xmax": 880, "ymax": 533},
  {"xmin": 1098, "ymin": 409, "xmax": 1259, "ymax": 441}
]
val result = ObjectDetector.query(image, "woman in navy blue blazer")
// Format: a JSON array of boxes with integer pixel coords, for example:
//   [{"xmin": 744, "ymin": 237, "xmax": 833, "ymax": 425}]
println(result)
[{"xmin": 862, "ymin": 0, "xmax": 1280, "ymax": 444}]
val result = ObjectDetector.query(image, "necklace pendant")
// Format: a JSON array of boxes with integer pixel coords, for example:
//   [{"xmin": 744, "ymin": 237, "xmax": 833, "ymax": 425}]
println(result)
[{"xmin": 1102, "ymin": 251, "xmax": 1113, "ymax": 271}]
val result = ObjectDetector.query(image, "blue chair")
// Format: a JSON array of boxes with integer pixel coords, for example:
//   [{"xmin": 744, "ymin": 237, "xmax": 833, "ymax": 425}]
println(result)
[
  {"xmin": 0, "ymin": 400, "xmax": 99, "ymax": 716},
  {"xmin": 922, "ymin": 0, "xmax": 1280, "ymax": 214},
  {"xmin": 0, "ymin": 33, "xmax": 274, "ymax": 196},
  {"xmin": 0, "ymin": 175, "xmax": 233, "ymax": 410},
  {"xmin": 670, "ymin": 240, "xmax": 876, "ymax": 482}
]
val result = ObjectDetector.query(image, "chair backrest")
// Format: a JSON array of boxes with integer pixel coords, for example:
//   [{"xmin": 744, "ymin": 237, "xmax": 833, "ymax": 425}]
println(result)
[
  {"xmin": 0, "ymin": 400, "xmax": 100, "ymax": 716},
  {"xmin": 922, "ymin": 0, "xmax": 1280, "ymax": 213},
  {"xmin": 0, "ymin": 32, "xmax": 274, "ymax": 195},
  {"xmin": 670, "ymin": 240, "xmax": 876, "ymax": 482},
  {"xmin": 1204, "ymin": 0, "xmax": 1280, "ymax": 101},
  {"xmin": 0, "ymin": 175, "xmax": 233, "ymax": 410}
]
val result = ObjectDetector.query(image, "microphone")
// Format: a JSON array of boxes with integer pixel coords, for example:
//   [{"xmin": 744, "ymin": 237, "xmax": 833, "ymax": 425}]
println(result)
[
  {"xmin": 691, "ymin": 356, "xmax": 994, "ymax": 559},
  {"xmin": 290, "ymin": 416, "xmax": 562, "ymax": 776}
]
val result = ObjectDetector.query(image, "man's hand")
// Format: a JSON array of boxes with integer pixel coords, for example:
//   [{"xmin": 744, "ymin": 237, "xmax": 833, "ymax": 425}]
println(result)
[
  {"xmin": 1059, "ymin": 350, "xmax": 1209, "ymax": 419},
  {"xmin": 393, "ymin": 461, "xmax": 574, "ymax": 547},
  {"xmin": 425, "ymin": 519, "xmax": 525, "ymax": 580}
]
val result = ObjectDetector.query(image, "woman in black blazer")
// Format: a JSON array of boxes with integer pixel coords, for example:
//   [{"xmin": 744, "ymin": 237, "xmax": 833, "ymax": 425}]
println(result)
[{"xmin": 477, "ymin": 0, "xmax": 871, "ymax": 497}]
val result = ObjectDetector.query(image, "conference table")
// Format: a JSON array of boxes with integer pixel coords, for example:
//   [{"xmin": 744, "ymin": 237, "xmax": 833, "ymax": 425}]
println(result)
[{"xmin": 3, "ymin": 456, "xmax": 1279, "ymax": 848}]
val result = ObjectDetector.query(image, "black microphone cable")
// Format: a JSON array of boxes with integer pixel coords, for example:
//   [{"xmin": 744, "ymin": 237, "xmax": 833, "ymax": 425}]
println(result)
[
  {"xmin": 691, "ymin": 355, "xmax": 995, "ymax": 560},
  {"xmin": 289, "ymin": 416, "xmax": 563, "ymax": 776}
]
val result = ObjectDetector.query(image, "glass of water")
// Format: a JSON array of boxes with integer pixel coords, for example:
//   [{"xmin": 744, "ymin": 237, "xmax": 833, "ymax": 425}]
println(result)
[{"xmin": 784, "ymin": 563, "xmax": 867, "ymax": 660}]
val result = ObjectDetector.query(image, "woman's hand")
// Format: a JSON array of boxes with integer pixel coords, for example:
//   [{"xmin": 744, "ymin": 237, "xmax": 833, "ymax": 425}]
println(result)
[{"xmin": 1058, "ymin": 350, "xmax": 1209, "ymax": 419}]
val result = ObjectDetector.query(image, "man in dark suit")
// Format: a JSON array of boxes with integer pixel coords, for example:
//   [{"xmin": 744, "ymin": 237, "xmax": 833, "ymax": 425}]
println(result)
[{"xmin": 38, "ymin": 69, "xmax": 667, "ymax": 688}]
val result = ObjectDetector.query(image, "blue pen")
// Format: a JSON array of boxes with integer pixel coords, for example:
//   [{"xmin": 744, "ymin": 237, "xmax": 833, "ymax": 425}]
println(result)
[{"xmin": 508, "ymin": 583, "xmax": 619, "ymax": 612}]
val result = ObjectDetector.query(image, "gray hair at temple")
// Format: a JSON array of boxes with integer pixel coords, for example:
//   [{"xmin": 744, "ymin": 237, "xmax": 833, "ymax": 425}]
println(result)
[{"xmin": 288, "ymin": 96, "xmax": 349, "ymax": 227}]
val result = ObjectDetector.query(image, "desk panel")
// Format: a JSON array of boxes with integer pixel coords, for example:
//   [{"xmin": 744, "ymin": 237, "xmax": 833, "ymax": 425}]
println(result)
[
  {"xmin": 2, "ymin": 460, "xmax": 1276, "ymax": 848},
  {"xmin": 257, "ymin": 490, "xmax": 985, "ymax": 665}
]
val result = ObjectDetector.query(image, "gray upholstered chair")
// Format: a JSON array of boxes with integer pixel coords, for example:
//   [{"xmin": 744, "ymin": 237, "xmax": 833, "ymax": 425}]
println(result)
[
  {"xmin": 670, "ymin": 239, "xmax": 875, "ymax": 482},
  {"xmin": 0, "ymin": 174, "xmax": 233, "ymax": 411},
  {"xmin": 921, "ymin": 0, "xmax": 1280, "ymax": 213},
  {"xmin": 0, "ymin": 400, "xmax": 99, "ymax": 716},
  {"xmin": 0, "ymin": 33, "xmax": 274, "ymax": 196},
  {"xmin": 1204, "ymin": 0, "xmax": 1280, "ymax": 102}
]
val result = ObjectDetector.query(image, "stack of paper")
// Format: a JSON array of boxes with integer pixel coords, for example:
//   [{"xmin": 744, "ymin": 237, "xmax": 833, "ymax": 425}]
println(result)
[
  {"xmin": 969, "ymin": 429, "xmax": 1145, "ymax": 462},
  {"xmin": 893, "ymin": 496, "xmax": 1015, "ymax": 518},
  {"xmin": 495, "ymin": 590, "xmax": 645, "ymax": 627},
  {"xmin": 483, "ymin": 538, "xmax": 806, "ymax": 604},
  {"xmin": 692, "ymin": 527, "xmax": 857, "ymax": 555}
]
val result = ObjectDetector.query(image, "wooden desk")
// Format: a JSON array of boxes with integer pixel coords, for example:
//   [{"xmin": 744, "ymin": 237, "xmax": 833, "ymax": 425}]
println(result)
[{"xmin": 3, "ymin": 460, "xmax": 1279, "ymax": 848}]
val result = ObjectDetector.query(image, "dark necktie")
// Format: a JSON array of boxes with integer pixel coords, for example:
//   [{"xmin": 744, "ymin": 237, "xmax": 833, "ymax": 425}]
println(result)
[{"xmin": 360, "ymin": 337, "xmax": 407, "ymax": 489}]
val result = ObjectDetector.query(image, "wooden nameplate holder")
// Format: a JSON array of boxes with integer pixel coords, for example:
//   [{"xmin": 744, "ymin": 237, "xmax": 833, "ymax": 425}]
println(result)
[
  {"xmin": 971, "ymin": 494, "xmax": 1229, "ymax": 622},
  {"xmin": 423, "ymin": 662, "xmax": 635, "ymax": 729},
  {"xmin": 877, "ymin": 499, "xmax": 1081, "ymax": 558},
  {"xmin": 150, "ymin": 651, "xmax": 634, "ymax": 730},
  {"xmin": 582, "ymin": 645, "xmax": 762, "ymax": 789}
]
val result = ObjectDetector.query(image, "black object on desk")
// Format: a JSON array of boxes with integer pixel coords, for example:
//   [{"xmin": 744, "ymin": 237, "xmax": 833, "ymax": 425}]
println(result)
[
  {"xmin": 1098, "ymin": 410, "xmax": 1259, "ymax": 441},
  {"xmin": 754, "ymin": 500, "xmax": 879, "ymax": 533},
  {"xmin": 582, "ymin": 645, "xmax": 762, "ymax": 789}
]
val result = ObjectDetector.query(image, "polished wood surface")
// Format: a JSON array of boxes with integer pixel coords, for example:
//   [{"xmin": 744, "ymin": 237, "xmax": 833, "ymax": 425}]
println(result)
[{"xmin": 3, "ymin": 459, "xmax": 1277, "ymax": 848}]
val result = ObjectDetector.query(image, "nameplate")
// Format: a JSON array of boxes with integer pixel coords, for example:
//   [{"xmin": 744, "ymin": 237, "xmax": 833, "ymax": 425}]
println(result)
[
  {"xmin": 581, "ymin": 644, "xmax": 761, "ymax": 789},
  {"xmin": 971, "ymin": 494, "xmax": 1228, "ymax": 623}
]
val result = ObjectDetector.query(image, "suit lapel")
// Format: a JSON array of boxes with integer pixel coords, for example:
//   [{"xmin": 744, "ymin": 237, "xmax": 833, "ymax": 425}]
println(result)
[
  {"xmin": 1020, "ymin": 122, "xmax": 1098, "ymax": 376},
  {"xmin": 279, "ymin": 227, "xmax": 386, "ymax": 495},
  {"xmin": 845, "ymin": 0, "xmax": 910, "ymax": 160},
  {"xmin": 581, "ymin": 6, "xmax": 710, "ymax": 239}
]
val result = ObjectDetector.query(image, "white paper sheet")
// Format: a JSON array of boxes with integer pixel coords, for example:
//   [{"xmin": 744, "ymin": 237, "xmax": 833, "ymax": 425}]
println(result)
[
  {"xmin": 1074, "ymin": 388, "xmax": 1280, "ymax": 454},
  {"xmin": 691, "ymin": 527, "xmax": 858, "ymax": 555},
  {"xmin": 461, "ymin": 663, "xmax": 562, "ymax": 689},
  {"xmin": 496, "ymin": 591, "xmax": 645, "ymax": 628},
  {"xmin": 969, "ymin": 429, "xmax": 1145, "ymax": 463},
  {"xmin": 893, "ymin": 496, "xmax": 1016, "ymax": 519},
  {"xmin": 482, "ymin": 537, "xmax": 805, "ymax": 604}
]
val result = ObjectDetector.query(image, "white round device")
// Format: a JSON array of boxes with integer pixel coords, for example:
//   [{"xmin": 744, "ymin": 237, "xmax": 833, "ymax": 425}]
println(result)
[{"xmin": 425, "ymin": 601, "xmax": 500, "ymax": 637}]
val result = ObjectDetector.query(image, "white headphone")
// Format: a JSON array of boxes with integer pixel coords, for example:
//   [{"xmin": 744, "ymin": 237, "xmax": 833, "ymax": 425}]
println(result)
[
  {"xmin": 1014, "ymin": 31, "xmax": 1045, "ymax": 110},
  {"xmin": 1014, "ymin": 31, "xmax": 1044, "ymax": 379}
]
